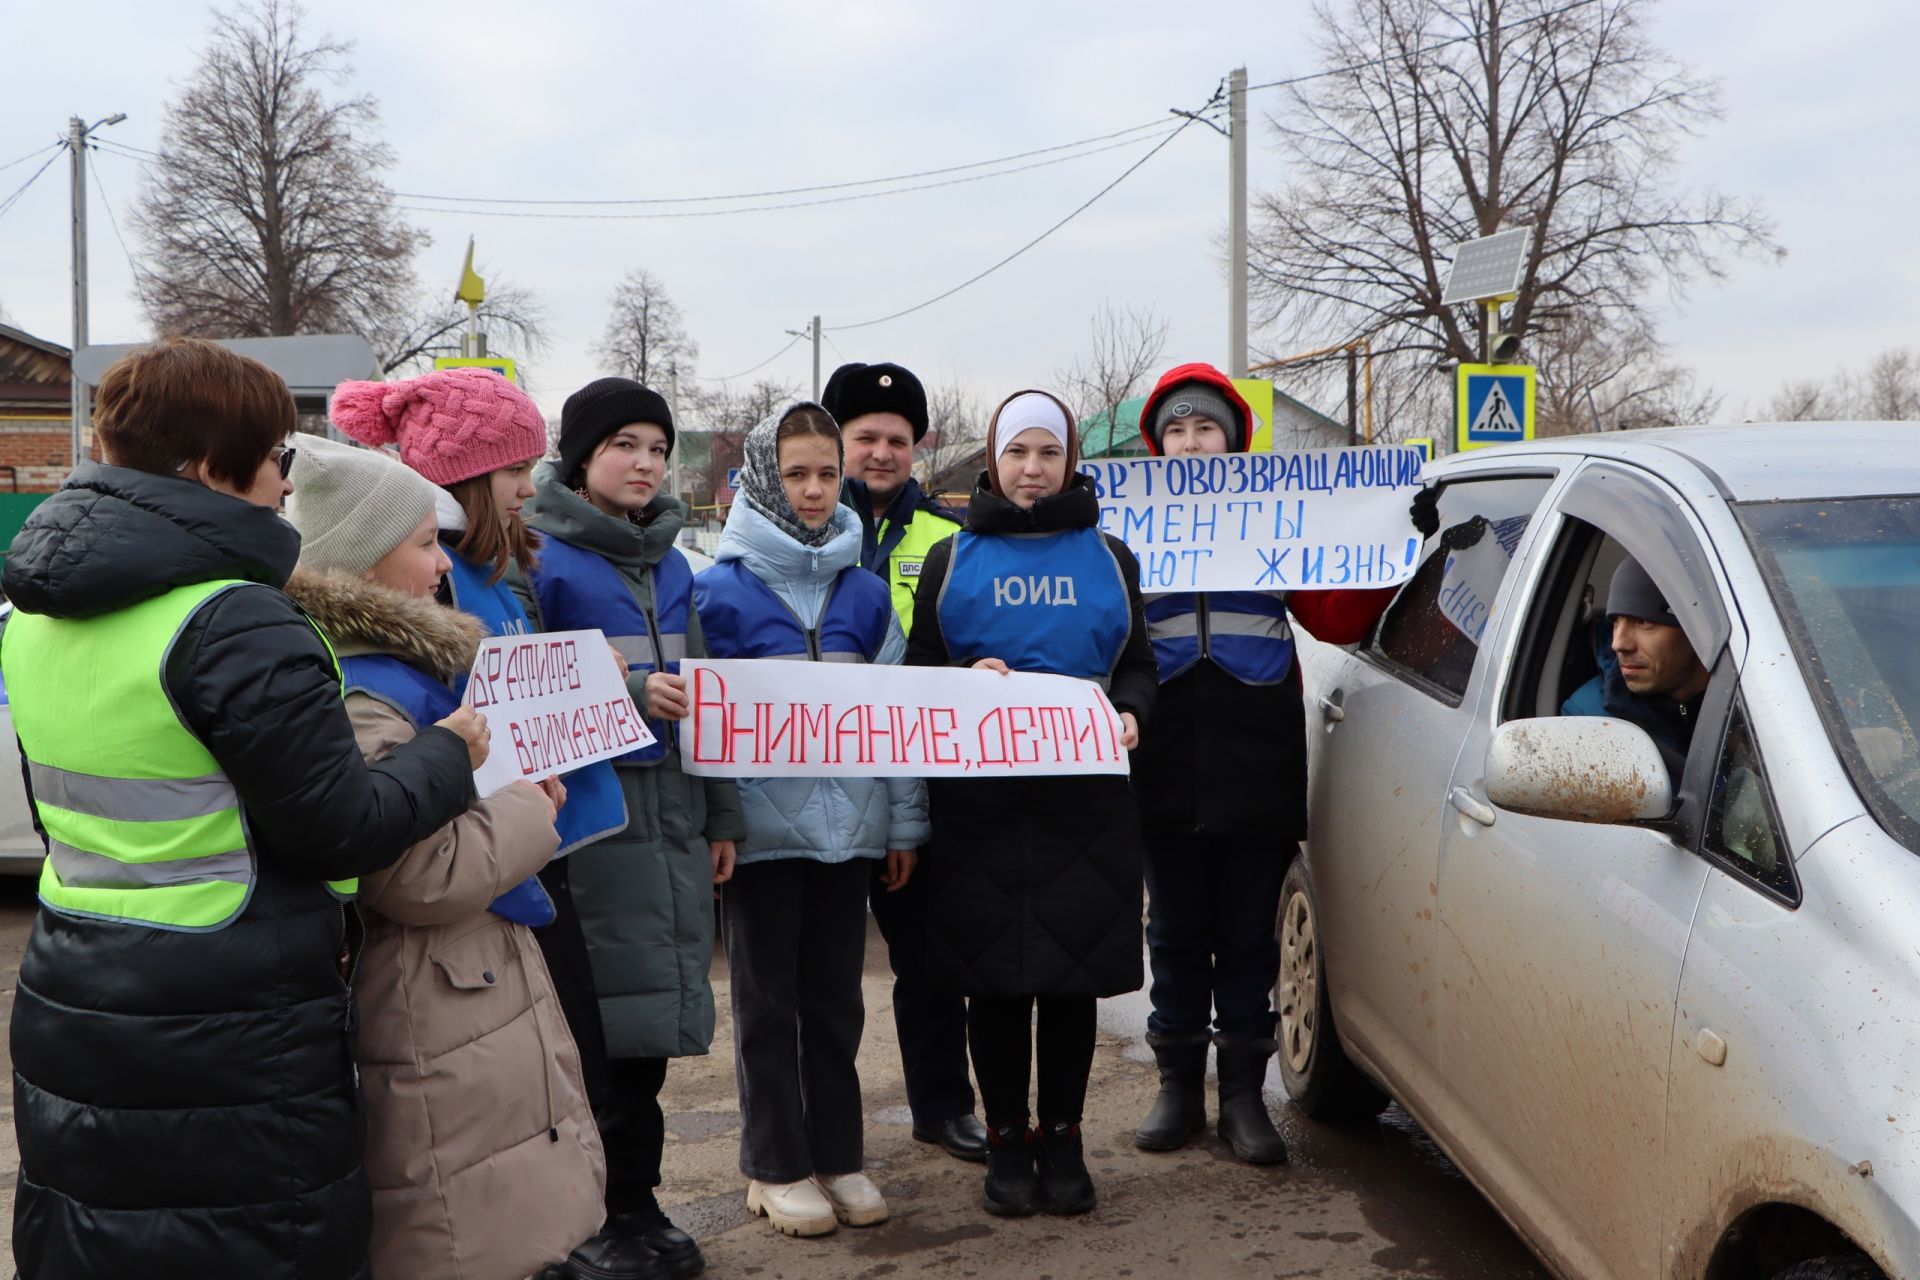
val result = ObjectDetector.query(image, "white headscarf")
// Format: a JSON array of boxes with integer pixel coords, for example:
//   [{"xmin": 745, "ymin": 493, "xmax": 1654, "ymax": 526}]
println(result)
[{"xmin": 992, "ymin": 392, "xmax": 1072, "ymax": 464}]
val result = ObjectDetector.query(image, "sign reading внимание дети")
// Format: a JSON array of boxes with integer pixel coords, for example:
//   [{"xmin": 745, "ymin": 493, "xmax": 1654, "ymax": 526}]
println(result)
[
  {"xmin": 1079, "ymin": 446, "xmax": 1426, "ymax": 593},
  {"xmin": 681, "ymin": 659, "xmax": 1129, "ymax": 778}
]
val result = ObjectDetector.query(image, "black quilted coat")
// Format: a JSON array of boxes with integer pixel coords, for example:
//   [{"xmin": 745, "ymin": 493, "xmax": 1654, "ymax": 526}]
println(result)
[
  {"xmin": 1, "ymin": 464, "xmax": 476, "ymax": 1280},
  {"xmin": 905, "ymin": 477, "xmax": 1158, "ymax": 998}
]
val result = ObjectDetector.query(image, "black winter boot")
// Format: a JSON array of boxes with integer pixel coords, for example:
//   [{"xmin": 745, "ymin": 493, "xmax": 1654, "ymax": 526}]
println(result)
[
  {"xmin": 1133, "ymin": 1034, "xmax": 1209, "ymax": 1151},
  {"xmin": 981, "ymin": 1123, "xmax": 1040, "ymax": 1216},
  {"xmin": 1035, "ymin": 1122, "xmax": 1096, "ymax": 1215},
  {"xmin": 561, "ymin": 1226, "xmax": 667, "ymax": 1280},
  {"xmin": 607, "ymin": 1191, "xmax": 704, "ymax": 1279},
  {"xmin": 1214, "ymin": 1039, "xmax": 1289, "ymax": 1165}
]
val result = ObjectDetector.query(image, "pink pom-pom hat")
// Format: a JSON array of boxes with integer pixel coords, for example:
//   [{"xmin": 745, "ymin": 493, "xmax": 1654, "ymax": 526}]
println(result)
[{"xmin": 329, "ymin": 367, "xmax": 548, "ymax": 487}]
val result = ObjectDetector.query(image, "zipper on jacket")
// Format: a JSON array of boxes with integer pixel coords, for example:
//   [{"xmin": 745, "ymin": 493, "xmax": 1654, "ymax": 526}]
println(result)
[
  {"xmin": 340, "ymin": 900, "xmax": 364, "ymax": 1099},
  {"xmin": 804, "ymin": 574, "xmax": 843, "ymax": 663},
  {"xmin": 643, "ymin": 596, "xmax": 677, "ymax": 749},
  {"xmin": 1196, "ymin": 595, "xmax": 1212, "ymax": 662}
]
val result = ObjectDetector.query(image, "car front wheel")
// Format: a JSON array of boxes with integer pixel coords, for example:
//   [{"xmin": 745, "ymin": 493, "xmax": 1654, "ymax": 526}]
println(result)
[{"xmin": 1275, "ymin": 853, "xmax": 1388, "ymax": 1122}]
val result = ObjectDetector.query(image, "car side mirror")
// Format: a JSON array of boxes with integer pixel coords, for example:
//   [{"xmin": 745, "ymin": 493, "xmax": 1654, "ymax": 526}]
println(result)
[{"xmin": 1485, "ymin": 717, "xmax": 1674, "ymax": 824}]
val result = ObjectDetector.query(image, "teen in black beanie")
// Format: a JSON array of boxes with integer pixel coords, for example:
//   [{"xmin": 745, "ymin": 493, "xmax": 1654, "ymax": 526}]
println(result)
[{"xmin": 559, "ymin": 377, "xmax": 675, "ymax": 485}]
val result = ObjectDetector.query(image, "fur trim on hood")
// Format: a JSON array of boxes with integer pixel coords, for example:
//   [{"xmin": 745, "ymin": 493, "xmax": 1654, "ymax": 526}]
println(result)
[{"xmin": 284, "ymin": 568, "xmax": 483, "ymax": 682}]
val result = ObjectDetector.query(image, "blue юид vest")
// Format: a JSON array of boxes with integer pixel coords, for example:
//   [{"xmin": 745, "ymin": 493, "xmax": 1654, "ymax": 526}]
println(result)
[
  {"xmin": 936, "ymin": 527, "xmax": 1130, "ymax": 681},
  {"xmin": 694, "ymin": 560, "xmax": 890, "ymax": 663}
]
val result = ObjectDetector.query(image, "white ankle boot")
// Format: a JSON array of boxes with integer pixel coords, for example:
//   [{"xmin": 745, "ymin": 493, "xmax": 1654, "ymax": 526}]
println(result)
[
  {"xmin": 746, "ymin": 1178, "xmax": 838, "ymax": 1237},
  {"xmin": 813, "ymin": 1171, "xmax": 889, "ymax": 1226}
]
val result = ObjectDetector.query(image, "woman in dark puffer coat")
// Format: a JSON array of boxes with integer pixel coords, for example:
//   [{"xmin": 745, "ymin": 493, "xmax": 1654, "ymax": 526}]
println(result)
[
  {"xmin": 906, "ymin": 389, "xmax": 1158, "ymax": 1220},
  {"xmin": 0, "ymin": 339, "xmax": 483, "ymax": 1279}
]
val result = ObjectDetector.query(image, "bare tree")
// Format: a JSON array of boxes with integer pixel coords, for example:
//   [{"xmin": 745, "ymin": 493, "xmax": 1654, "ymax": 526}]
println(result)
[
  {"xmin": 919, "ymin": 380, "xmax": 989, "ymax": 492},
  {"xmin": 133, "ymin": 0, "xmax": 423, "ymax": 339},
  {"xmin": 1249, "ymin": 0, "xmax": 1779, "ymax": 440},
  {"xmin": 1762, "ymin": 348, "xmax": 1920, "ymax": 422},
  {"xmin": 593, "ymin": 269, "xmax": 699, "ymax": 386},
  {"xmin": 375, "ymin": 273, "xmax": 552, "ymax": 377},
  {"xmin": 1532, "ymin": 312, "xmax": 1719, "ymax": 433},
  {"xmin": 1053, "ymin": 303, "xmax": 1170, "ymax": 452},
  {"xmin": 680, "ymin": 377, "xmax": 801, "ymax": 504}
]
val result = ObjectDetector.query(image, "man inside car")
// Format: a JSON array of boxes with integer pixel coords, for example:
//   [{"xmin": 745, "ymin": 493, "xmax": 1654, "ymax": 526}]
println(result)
[{"xmin": 1563, "ymin": 557, "xmax": 1710, "ymax": 781}]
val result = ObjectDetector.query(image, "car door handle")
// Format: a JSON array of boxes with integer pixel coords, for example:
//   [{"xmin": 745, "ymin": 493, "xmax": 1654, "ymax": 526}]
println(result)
[
  {"xmin": 1316, "ymin": 691, "xmax": 1346, "ymax": 723},
  {"xmin": 1449, "ymin": 786, "xmax": 1496, "ymax": 827}
]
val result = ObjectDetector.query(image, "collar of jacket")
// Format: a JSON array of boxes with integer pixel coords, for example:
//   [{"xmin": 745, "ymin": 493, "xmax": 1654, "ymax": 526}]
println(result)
[
  {"xmin": 2, "ymin": 461, "xmax": 302, "ymax": 619},
  {"xmin": 523, "ymin": 461, "xmax": 686, "ymax": 570},
  {"xmin": 965, "ymin": 471, "xmax": 1101, "ymax": 536},
  {"xmin": 843, "ymin": 475, "xmax": 954, "ymax": 568},
  {"xmin": 283, "ymin": 567, "xmax": 483, "ymax": 681},
  {"xmin": 714, "ymin": 496, "xmax": 862, "ymax": 586}
]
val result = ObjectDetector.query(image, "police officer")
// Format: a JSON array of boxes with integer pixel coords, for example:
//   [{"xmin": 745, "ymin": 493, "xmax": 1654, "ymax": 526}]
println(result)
[{"xmin": 823, "ymin": 360, "xmax": 986, "ymax": 1162}]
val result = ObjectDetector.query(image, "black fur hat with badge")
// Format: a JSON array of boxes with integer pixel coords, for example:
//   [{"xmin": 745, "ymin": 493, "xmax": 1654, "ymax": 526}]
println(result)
[{"xmin": 820, "ymin": 362, "xmax": 929, "ymax": 442}]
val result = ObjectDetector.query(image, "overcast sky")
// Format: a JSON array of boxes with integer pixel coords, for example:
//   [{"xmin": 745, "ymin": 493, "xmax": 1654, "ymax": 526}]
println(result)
[{"xmin": 3, "ymin": 1, "xmax": 1915, "ymax": 422}]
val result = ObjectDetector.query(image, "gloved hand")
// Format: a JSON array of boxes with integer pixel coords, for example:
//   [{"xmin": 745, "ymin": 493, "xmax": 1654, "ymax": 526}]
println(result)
[{"xmin": 1409, "ymin": 485, "xmax": 1441, "ymax": 538}]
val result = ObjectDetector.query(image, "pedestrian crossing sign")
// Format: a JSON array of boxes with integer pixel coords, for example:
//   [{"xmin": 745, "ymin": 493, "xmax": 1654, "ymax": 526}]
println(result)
[{"xmin": 1455, "ymin": 363, "xmax": 1535, "ymax": 451}]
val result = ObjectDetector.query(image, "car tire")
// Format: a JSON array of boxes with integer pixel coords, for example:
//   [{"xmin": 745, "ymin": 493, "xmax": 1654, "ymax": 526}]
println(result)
[
  {"xmin": 1275, "ymin": 853, "xmax": 1389, "ymax": 1122},
  {"xmin": 1772, "ymin": 1254, "xmax": 1885, "ymax": 1280}
]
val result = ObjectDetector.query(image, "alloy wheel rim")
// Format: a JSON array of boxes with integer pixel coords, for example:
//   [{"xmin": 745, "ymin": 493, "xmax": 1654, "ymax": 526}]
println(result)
[{"xmin": 1277, "ymin": 888, "xmax": 1318, "ymax": 1074}]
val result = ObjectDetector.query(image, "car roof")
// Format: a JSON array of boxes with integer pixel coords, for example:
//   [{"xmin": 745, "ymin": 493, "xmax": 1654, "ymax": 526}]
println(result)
[{"xmin": 1439, "ymin": 422, "xmax": 1918, "ymax": 503}]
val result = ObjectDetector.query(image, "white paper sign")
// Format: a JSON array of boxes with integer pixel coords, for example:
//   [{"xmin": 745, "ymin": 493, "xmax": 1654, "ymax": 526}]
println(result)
[
  {"xmin": 465, "ymin": 628, "xmax": 656, "ymax": 796},
  {"xmin": 681, "ymin": 658, "xmax": 1129, "ymax": 778},
  {"xmin": 1079, "ymin": 447, "xmax": 1425, "ymax": 593},
  {"xmin": 1436, "ymin": 514, "xmax": 1531, "ymax": 643}
]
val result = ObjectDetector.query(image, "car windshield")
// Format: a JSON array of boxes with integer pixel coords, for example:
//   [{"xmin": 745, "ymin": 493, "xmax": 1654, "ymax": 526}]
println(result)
[{"xmin": 1740, "ymin": 496, "xmax": 1920, "ymax": 854}]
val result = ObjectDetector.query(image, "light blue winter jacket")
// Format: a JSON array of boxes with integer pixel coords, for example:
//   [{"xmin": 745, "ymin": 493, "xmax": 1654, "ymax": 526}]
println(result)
[{"xmin": 707, "ymin": 499, "xmax": 931, "ymax": 865}]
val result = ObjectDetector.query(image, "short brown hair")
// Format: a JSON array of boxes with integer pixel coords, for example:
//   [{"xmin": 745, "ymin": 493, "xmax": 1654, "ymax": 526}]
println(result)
[
  {"xmin": 446, "ymin": 475, "xmax": 541, "ymax": 584},
  {"xmin": 93, "ymin": 337, "xmax": 295, "ymax": 484}
]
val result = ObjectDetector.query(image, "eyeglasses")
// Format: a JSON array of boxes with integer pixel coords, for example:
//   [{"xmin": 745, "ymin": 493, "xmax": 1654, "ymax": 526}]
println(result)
[{"xmin": 274, "ymin": 445, "xmax": 297, "ymax": 479}]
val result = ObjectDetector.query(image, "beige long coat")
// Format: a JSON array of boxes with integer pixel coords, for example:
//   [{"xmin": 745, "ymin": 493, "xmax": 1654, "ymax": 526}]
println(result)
[{"xmin": 288, "ymin": 570, "xmax": 606, "ymax": 1280}]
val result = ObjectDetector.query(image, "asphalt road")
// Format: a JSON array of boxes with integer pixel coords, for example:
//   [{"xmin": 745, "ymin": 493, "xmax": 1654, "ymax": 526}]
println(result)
[{"xmin": 0, "ymin": 877, "xmax": 1549, "ymax": 1278}]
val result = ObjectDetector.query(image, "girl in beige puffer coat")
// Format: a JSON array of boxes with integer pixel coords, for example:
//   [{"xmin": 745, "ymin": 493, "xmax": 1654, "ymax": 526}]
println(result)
[{"xmin": 284, "ymin": 434, "xmax": 610, "ymax": 1280}]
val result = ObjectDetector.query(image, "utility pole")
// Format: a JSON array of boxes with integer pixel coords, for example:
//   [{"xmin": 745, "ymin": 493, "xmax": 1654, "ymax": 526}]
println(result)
[
  {"xmin": 667, "ymin": 363, "xmax": 684, "ymax": 503},
  {"xmin": 67, "ymin": 112, "xmax": 125, "ymax": 470},
  {"xmin": 811, "ymin": 315, "xmax": 822, "ymax": 401},
  {"xmin": 1227, "ymin": 67, "xmax": 1248, "ymax": 379}
]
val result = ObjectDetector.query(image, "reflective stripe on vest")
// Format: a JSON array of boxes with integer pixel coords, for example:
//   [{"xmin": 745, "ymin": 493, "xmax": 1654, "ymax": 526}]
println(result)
[
  {"xmin": 1, "ymin": 579, "xmax": 276, "ymax": 930},
  {"xmin": 1143, "ymin": 591, "xmax": 1295, "ymax": 685}
]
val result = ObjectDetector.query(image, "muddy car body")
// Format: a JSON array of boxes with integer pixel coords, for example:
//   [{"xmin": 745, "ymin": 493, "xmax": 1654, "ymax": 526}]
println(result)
[{"xmin": 1285, "ymin": 424, "xmax": 1920, "ymax": 1279}]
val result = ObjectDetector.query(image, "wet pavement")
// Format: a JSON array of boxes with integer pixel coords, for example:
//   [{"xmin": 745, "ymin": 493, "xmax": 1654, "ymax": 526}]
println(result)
[{"xmin": 0, "ymin": 878, "xmax": 1549, "ymax": 1276}]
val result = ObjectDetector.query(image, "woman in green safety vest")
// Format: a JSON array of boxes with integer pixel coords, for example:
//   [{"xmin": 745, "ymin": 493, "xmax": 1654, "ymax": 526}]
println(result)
[{"xmin": 0, "ymin": 338, "xmax": 488, "ymax": 1280}]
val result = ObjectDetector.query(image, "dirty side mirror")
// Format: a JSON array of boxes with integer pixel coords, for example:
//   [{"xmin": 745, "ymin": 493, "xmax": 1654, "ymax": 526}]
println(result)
[{"xmin": 1485, "ymin": 717, "xmax": 1674, "ymax": 824}]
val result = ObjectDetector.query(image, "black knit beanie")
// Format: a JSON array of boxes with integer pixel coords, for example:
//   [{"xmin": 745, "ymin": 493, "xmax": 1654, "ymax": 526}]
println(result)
[
  {"xmin": 559, "ymin": 377, "xmax": 674, "ymax": 485},
  {"xmin": 820, "ymin": 361, "xmax": 929, "ymax": 442},
  {"xmin": 1606, "ymin": 558, "xmax": 1679, "ymax": 628}
]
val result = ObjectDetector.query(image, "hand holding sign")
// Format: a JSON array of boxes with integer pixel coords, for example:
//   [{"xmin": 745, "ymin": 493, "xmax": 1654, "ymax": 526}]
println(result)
[
  {"xmin": 466, "ymin": 628, "xmax": 658, "ymax": 796},
  {"xmin": 437, "ymin": 705, "xmax": 492, "ymax": 770}
]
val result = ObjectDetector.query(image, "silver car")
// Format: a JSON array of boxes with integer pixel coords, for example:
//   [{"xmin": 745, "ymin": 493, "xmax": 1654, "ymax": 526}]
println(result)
[{"xmin": 1284, "ymin": 424, "xmax": 1918, "ymax": 1280}]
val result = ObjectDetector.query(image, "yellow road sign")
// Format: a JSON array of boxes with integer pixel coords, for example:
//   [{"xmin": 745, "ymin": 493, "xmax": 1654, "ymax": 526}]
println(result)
[
  {"xmin": 1234, "ymin": 379, "xmax": 1278, "ymax": 452},
  {"xmin": 1455, "ymin": 363, "xmax": 1535, "ymax": 452},
  {"xmin": 434, "ymin": 356, "xmax": 517, "ymax": 383}
]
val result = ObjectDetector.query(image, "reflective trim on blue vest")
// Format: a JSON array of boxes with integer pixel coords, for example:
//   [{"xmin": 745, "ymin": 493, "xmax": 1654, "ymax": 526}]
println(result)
[
  {"xmin": 530, "ymin": 536, "xmax": 691, "ymax": 766},
  {"xmin": 935, "ymin": 528, "xmax": 1130, "ymax": 682},
  {"xmin": 441, "ymin": 548, "xmax": 627, "ymax": 856},
  {"xmin": 693, "ymin": 560, "xmax": 890, "ymax": 664},
  {"xmin": 1144, "ymin": 591, "xmax": 1296, "ymax": 685}
]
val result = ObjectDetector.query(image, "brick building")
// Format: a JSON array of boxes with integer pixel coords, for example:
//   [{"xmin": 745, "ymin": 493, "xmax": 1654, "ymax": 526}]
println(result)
[{"xmin": 0, "ymin": 324, "xmax": 79, "ymax": 493}]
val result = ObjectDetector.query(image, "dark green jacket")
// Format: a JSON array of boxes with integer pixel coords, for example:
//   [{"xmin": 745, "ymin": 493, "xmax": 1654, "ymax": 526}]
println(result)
[{"xmin": 520, "ymin": 466, "xmax": 744, "ymax": 1059}]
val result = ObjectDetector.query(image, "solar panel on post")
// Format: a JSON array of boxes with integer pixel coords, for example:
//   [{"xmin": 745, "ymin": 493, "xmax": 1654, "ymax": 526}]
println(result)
[{"xmin": 1441, "ymin": 228, "xmax": 1534, "ymax": 306}]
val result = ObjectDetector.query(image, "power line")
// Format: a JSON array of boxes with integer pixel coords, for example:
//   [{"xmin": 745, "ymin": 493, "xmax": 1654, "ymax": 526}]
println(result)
[
  {"xmin": 1244, "ymin": 0, "xmax": 1604, "ymax": 91},
  {"xmin": 826, "ymin": 114, "xmax": 1201, "ymax": 333},
  {"xmin": 89, "ymin": 156, "xmax": 152, "ymax": 311},
  {"xmin": 0, "ymin": 141, "xmax": 62, "ymax": 174},
  {"xmin": 396, "ymin": 115, "xmax": 1201, "ymax": 208},
  {"xmin": 705, "ymin": 333, "xmax": 805, "ymax": 383},
  {"xmin": 0, "ymin": 147, "xmax": 64, "ymax": 223},
  {"xmin": 396, "ymin": 128, "xmax": 1185, "ymax": 222}
]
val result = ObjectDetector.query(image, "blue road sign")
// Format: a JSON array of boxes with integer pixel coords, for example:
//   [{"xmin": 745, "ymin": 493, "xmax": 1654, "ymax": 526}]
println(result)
[{"xmin": 1455, "ymin": 363, "xmax": 1536, "ymax": 451}]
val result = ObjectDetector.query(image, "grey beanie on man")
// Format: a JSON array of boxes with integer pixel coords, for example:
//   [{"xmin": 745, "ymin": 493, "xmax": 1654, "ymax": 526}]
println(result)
[
  {"xmin": 1149, "ymin": 383, "xmax": 1243, "ymax": 451},
  {"xmin": 286, "ymin": 433, "xmax": 440, "ymax": 574},
  {"xmin": 1606, "ymin": 557, "xmax": 1680, "ymax": 628}
]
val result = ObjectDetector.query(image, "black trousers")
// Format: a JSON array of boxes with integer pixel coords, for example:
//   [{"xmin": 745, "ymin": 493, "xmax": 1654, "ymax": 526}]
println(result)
[
  {"xmin": 534, "ymin": 856, "xmax": 610, "ymax": 1105},
  {"xmin": 722, "ymin": 857, "xmax": 870, "ymax": 1183},
  {"xmin": 869, "ymin": 861, "xmax": 976, "ymax": 1128},
  {"xmin": 1142, "ymin": 832, "xmax": 1289, "ymax": 1043},
  {"xmin": 599, "ymin": 1056, "xmax": 668, "ymax": 1214},
  {"xmin": 966, "ymin": 994, "xmax": 1096, "ymax": 1130}
]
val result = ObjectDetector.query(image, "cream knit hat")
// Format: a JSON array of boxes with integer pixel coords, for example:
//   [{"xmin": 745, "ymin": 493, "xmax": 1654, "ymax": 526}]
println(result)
[{"xmin": 285, "ymin": 434, "xmax": 440, "ymax": 574}]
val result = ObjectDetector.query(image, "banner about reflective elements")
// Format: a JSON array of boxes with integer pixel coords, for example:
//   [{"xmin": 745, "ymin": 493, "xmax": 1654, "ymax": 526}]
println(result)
[
  {"xmin": 465, "ymin": 628, "xmax": 655, "ymax": 795},
  {"xmin": 1078, "ymin": 447, "xmax": 1426, "ymax": 593},
  {"xmin": 681, "ymin": 659, "xmax": 1129, "ymax": 778}
]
